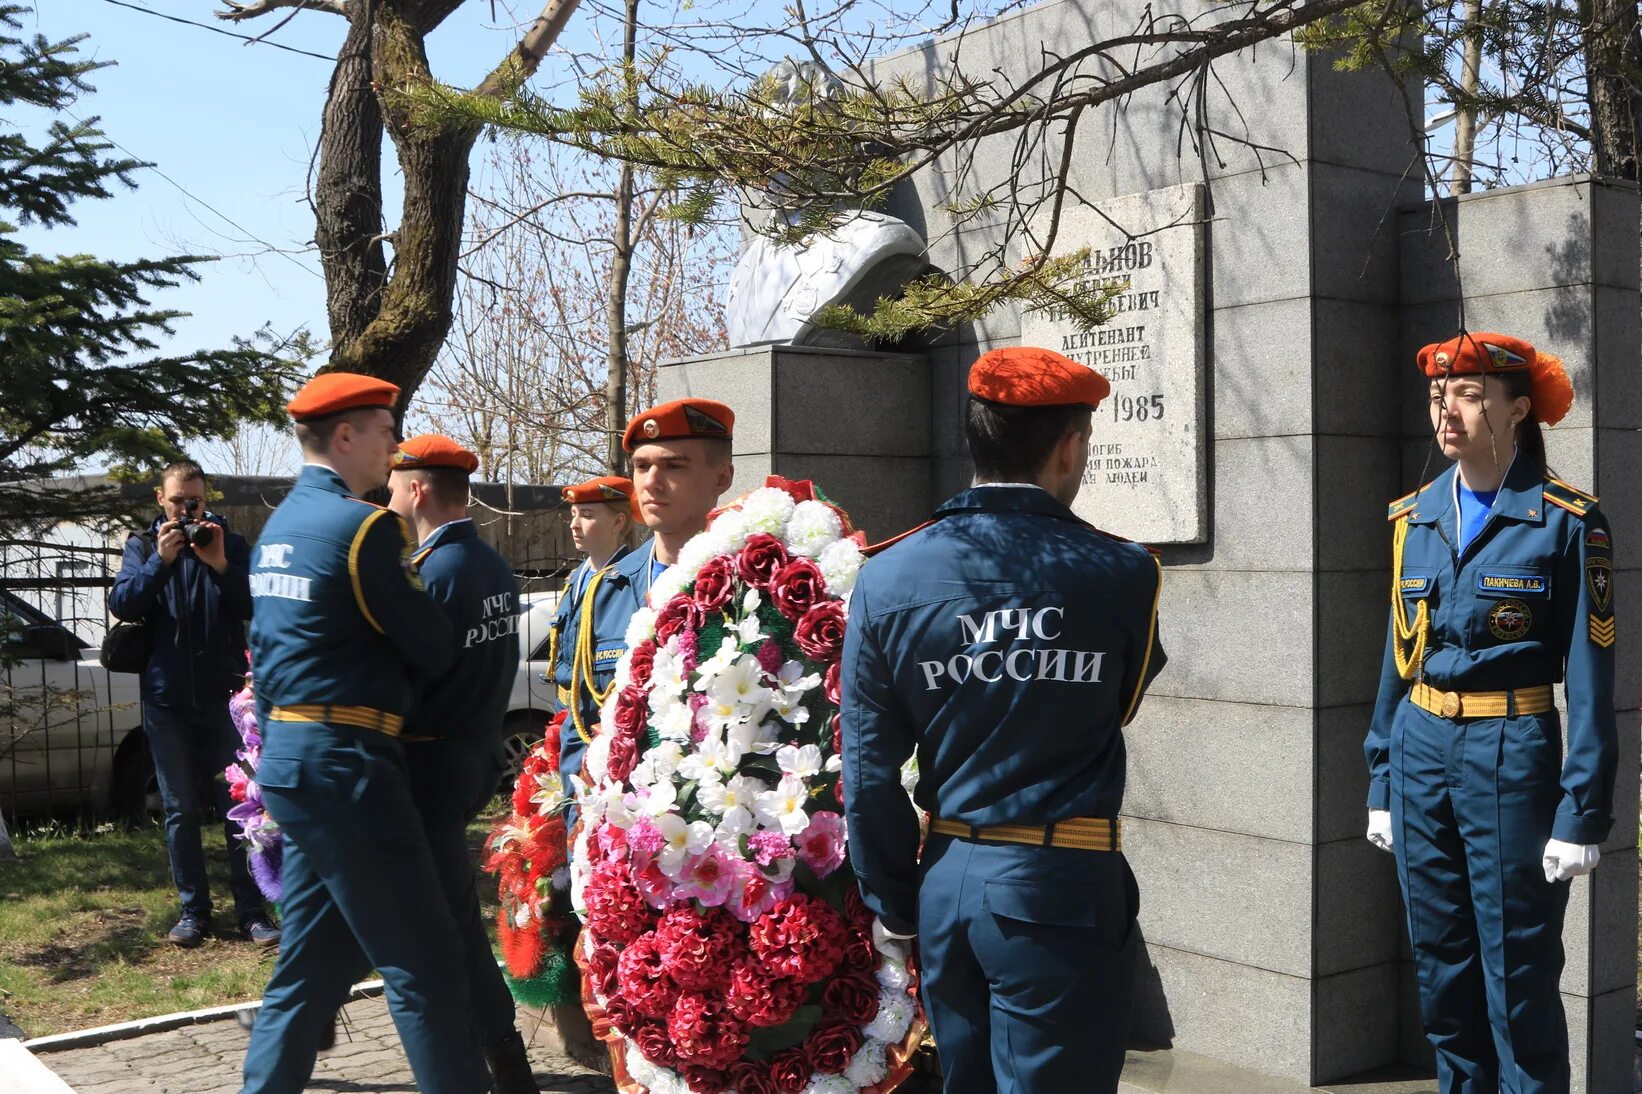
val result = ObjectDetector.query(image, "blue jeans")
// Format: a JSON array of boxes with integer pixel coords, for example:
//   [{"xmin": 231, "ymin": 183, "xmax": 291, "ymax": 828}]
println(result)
[{"xmin": 144, "ymin": 701, "xmax": 264, "ymax": 921}]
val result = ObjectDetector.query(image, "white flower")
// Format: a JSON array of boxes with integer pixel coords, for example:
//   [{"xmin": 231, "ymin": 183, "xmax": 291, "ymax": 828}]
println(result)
[
  {"xmin": 706, "ymin": 655, "xmax": 772, "ymax": 714},
  {"xmin": 777, "ymin": 743, "xmax": 823, "ymax": 780},
  {"xmin": 818, "ymin": 538, "xmax": 864, "ymax": 598},
  {"xmin": 755, "ymin": 774, "xmax": 813, "ymax": 836},
  {"xmin": 864, "ymin": 990, "xmax": 914, "ymax": 1042},
  {"xmin": 673, "ymin": 533, "xmax": 721, "ymax": 581},
  {"xmin": 651, "ymin": 645, "xmax": 687, "ymax": 695},
  {"xmin": 871, "ymin": 917, "xmax": 911, "ymax": 960},
  {"xmin": 625, "ymin": 1045, "xmax": 660, "ymax": 1087},
  {"xmin": 711, "ymin": 507, "xmax": 751, "ymax": 549},
  {"xmin": 825, "ymin": 754, "xmax": 843, "ymax": 773},
  {"xmin": 875, "ymin": 957, "xmax": 911, "ymax": 993},
  {"xmin": 697, "ymin": 773, "xmax": 765, "ymax": 834},
  {"xmin": 678, "ymin": 735, "xmax": 738, "ymax": 783},
  {"xmin": 646, "ymin": 1068, "xmax": 688, "ymax": 1094},
  {"xmin": 624, "ymin": 606, "xmax": 657, "ymax": 646},
  {"xmin": 584, "ymin": 781, "xmax": 633, "ymax": 828},
  {"xmin": 739, "ymin": 486, "xmax": 796, "ymax": 535},
  {"xmin": 695, "ymin": 635, "xmax": 742, "ymax": 682},
  {"xmin": 513, "ymin": 904, "xmax": 533, "ymax": 929},
  {"xmin": 729, "ymin": 718, "xmax": 782, "ymax": 758},
  {"xmin": 656, "ymin": 814, "xmax": 715, "ymax": 875},
  {"xmin": 651, "ymin": 698, "xmax": 696, "ymax": 743},
  {"xmin": 806, "ymin": 1075, "xmax": 857, "ymax": 1094},
  {"xmin": 583, "ymin": 733, "xmax": 612, "ymax": 784},
  {"xmin": 787, "ymin": 500, "xmax": 844, "ymax": 557},
  {"xmin": 770, "ymin": 661, "xmax": 821, "ymax": 724},
  {"xmin": 636, "ymin": 780, "xmax": 678, "ymax": 817},
  {"xmin": 631, "ymin": 741, "xmax": 683, "ymax": 788},
  {"xmin": 570, "ymin": 824, "xmax": 594, "ymax": 913},
  {"xmin": 900, "ymin": 759, "xmax": 920, "ymax": 796},
  {"xmin": 844, "ymin": 1041, "xmax": 890, "ymax": 1086},
  {"xmin": 650, "ymin": 565, "xmax": 691, "ymax": 608},
  {"xmin": 733, "ymin": 608, "xmax": 766, "ymax": 646}
]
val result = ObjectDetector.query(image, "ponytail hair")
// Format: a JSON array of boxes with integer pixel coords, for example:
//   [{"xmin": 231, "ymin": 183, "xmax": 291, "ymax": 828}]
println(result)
[{"xmin": 1496, "ymin": 369, "xmax": 1548, "ymax": 474}]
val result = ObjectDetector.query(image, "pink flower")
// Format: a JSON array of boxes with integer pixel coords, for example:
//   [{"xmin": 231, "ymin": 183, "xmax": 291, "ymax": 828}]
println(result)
[
  {"xmin": 632, "ymin": 849, "xmax": 674, "ymax": 908},
  {"xmin": 629, "ymin": 817, "xmax": 666, "ymax": 856},
  {"xmin": 677, "ymin": 628, "xmax": 699, "ymax": 674},
  {"xmin": 595, "ymin": 822, "xmax": 630, "ymax": 862},
  {"xmin": 747, "ymin": 830, "xmax": 793, "ymax": 868},
  {"xmin": 794, "ymin": 811, "xmax": 847, "ymax": 878},
  {"xmin": 676, "ymin": 842, "xmax": 736, "ymax": 907},
  {"xmin": 727, "ymin": 857, "xmax": 794, "ymax": 923}
]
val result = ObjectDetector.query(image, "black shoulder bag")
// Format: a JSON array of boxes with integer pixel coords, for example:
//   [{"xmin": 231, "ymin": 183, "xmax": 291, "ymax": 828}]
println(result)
[{"xmin": 99, "ymin": 532, "xmax": 156, "ymax": 674}]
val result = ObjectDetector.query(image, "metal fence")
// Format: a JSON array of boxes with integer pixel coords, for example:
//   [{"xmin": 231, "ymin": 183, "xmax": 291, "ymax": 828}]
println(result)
[{"xmin": 0, "ymin": 478, "xmax": 579, "ymax": 832}]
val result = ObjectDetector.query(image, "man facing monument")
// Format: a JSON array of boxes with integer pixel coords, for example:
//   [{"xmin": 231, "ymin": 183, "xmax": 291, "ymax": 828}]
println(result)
[{"xmin": 840, "ymin": 346, "xmax": 1166, "ymax": 1094}]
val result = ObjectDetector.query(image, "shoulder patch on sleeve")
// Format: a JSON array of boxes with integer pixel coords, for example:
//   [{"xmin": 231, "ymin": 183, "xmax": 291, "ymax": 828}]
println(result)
[
  {"xmin": 1544, "ymin": 478, "xmax": 1598, "ymax": 516},
  {"xmin": 1589, "ymin": 614, "xmax": 1616, "ymax": 648},
  {"xmin": 1388, "ymin": 491, "xmax": 1420, "ymax": 521}
]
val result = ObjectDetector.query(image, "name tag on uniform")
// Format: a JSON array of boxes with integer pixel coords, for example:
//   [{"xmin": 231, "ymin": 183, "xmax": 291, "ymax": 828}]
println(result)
[
  {"xmin": 1400, "ymin": 576, "xmax": 1431, "ymax": 595},
  {"xmin": 1477, "ymin": 572, "xmax": 1548, "ymax": 596},
  {"xmin": 594, "ymin": 643, "xmax": 625, "ymax": 665}
]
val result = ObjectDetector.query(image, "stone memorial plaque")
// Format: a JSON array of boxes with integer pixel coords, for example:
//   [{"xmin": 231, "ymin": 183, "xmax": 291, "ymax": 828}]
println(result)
[{"xmin": 1020, "ymin": 182, "xmax": 1207, "ymax": 544}]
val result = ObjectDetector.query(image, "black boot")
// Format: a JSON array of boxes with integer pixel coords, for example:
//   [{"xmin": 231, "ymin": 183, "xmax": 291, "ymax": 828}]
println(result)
[{"xmin": 483, "ymin": 1030, "xmax": 541, "ymax": 1094}]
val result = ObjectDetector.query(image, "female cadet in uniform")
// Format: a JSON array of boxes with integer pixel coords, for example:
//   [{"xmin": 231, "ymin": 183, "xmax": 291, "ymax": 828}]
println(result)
[{"xmin": 1364, "ymin": 332, "xmax": 1617, "ymax": 1094}]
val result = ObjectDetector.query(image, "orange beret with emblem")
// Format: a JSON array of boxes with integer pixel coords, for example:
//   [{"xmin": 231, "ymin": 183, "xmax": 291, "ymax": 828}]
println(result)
[
  {"xmin": 622, "ymin": 399, "xmax": 735, "ymax": 453},
  {"xmin": 393, "ymin": 434, "xmax": 479, "ymax": 474},
  {"xmin": 563, "ymin": 475, "xmax": 641, "ymax": 522},
  {"xmin": 286, "ymin": 372, "xmax": 400, "ymax": 422},
  {"xmin": 968, "ymin": 346, "xmax": 1111, "ymax": 409},
  {"xmin": 1417, "ymin": 331, "xmax": 1574, "ymax": 427}
]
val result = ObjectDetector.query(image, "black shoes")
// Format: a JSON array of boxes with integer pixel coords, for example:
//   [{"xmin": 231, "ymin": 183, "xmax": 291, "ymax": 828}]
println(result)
[
  {"xmin": 239, "ymin": 914, "xmax": 281, "ymax": 947},
  {"xmin": 167, "ymin": 912, "xmax": 207, "ymax": 948},
  {"xmin": 483, "ymin": 1030, "xmax": 541, "ymax": 1094}
]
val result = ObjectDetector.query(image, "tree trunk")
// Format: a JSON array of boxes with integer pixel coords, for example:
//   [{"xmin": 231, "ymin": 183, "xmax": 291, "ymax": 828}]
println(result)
[
  {"xmin": 604, "ymin": 0, "xmax": 640, "ymax": 473},
  {"xmin": 314, "ymin": 7, "xmax": 389, "ymax": 350},
  {"xmin": 1586, "ymin": 0, "xmax": 1641, "ymax": 181},
  {"xmin": 1450, "ymin": 0, "xmax": 1484, "ymax": 193}
]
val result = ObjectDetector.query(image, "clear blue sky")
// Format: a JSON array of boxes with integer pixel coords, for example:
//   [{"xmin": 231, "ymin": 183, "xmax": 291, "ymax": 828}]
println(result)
[{"xmin": 20, "ymin": 0, "xmax": 601, "ymax": 361}]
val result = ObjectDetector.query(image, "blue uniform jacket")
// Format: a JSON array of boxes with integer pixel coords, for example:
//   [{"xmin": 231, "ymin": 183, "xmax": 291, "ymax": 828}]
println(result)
[
  {"xmin": 109, "ymin": 513, "xmax": 252, "ymax": 709},
  {"xmin": 841, "ymin": 485, "xmax": 1167, "ymax": 934},
  {"xmin": 1365, "ymin": 457, "xmax": 1618, "ymax": 845},
  {"xmin": 557, "ymin": 540, "xmax": 651, "ymax": 777},
  {"xmin": 247, "ymin": 465, "xmax": 454, "ymax": 722},
  {"xmin": 408, "ymin": 520, "xmax": 521, "ymax": 741}
]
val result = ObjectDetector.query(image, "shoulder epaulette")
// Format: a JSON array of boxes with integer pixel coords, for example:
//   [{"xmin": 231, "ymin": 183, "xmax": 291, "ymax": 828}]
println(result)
[
  {"xmin": 863, "ymin": 518, "xmax": 938, "ymax": 558},
  {"xmin": 1543, "ymin": 477, "xmax": 1598, "ymax": 516},
  {"xmin": 1387, "ymin": 485, "xmax": 1429, "ymax": 522},
  {"xmin": 344, "ymin": 495, "xmax": 387, "ymax": 510}
]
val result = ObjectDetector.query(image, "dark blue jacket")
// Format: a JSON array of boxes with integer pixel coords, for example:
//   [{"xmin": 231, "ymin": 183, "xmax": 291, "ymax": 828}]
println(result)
[
  {"xmin": 248, "ymin": 465, "xmax": 454, "ymax": 724},
  {"xmin": 409, "ymin": 520, "xmax": 521, "ymax": 741},
  {"xmin": 109, "ymin": 512, "xmax": 252, "ymax": 709},
  {"xmin": 841, "ymin": 485, "xmax": 1166, "ymax": 934},
  {"xmin": 557, "ymin": 540, "xmax": 650, "ymax": 777},
  {"xmin": 1365, "ymin": 457, "xmax": 1617, "ymax": 844}
]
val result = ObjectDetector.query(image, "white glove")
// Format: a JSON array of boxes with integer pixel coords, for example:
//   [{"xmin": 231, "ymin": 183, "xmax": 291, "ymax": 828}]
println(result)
[
  {"xmin": 1542, "ymin": 839, "xmax": 1600, "ymax": 882},
  {"xmin": 1366, "ymin": 810, "xmax": 1394, "ymax": 853}
]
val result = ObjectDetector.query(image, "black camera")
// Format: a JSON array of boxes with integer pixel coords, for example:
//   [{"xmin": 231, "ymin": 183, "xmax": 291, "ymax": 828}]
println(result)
[{"xmin": 181, "ymin": 499, "xmax": 216, "ymax": 549}]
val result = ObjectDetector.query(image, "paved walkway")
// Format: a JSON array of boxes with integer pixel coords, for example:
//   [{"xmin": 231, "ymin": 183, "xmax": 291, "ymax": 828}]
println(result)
[{"xmin": 34, "ymin": 996, "xmax": 613, "ymax": 1094}]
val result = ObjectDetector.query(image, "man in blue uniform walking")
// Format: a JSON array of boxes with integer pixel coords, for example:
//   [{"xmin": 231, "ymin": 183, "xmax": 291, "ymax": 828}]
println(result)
[
  {"xmin": 388, "ymin": 433, "xmax": 537, "ymax": 1094},
  {"xmin": 240, "ymin": 375, "xmax": 489, "ymax": 1094},
  {"xmin": 841, "ymin": 346, "xmax": 1166, "ymax": 1094}
]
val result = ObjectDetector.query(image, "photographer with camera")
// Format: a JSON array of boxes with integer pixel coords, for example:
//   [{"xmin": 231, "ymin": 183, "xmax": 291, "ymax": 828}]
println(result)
[{"xmin": 109, "ymin": 460, "xmax": 278, "ymax": 948}]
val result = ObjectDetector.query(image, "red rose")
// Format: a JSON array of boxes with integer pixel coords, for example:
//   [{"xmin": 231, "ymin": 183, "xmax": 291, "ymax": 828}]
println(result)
[
  {"xmin": 612, "ymin": 685, "xmax": 649, "ymax": 739},
  {"xmin": 824, "ymin": 660, "xmax": 841, "ymax": 705},
  {"xmin": 725, "ymin": 958, "xmax": 807, "ymax": 1027},
  {"xmin": 793, "ymin": 602, "xmax": 846, "ymax": 662},
  {"xmin": 748, "ymin": 894, "xmax": 847, "ymax": 985},
  {"xmin": 727, "ymin": 1059, "xmax": 779, "ymax": 1094},
  {"xmin": 669, "ymin": 991, "xmax": 751, "ymax": 1071},
  {"xmin": 607, "ymin": 733, "xmax": 638, "ymax": 782},
  {"xmin": 656, "ymin": 905, "xmax": 747, "ymax": 992},
  {"xmin": 616, "ymin": 932, "xmax": 679, "ymax": 1019},
  {"xmin": 583, "ymin": 859, "xmax": 654, "ymax": 945},
  {"xmin": 655, "ymin": 594, "xmax": 705, "ymax": 644},
  {"xmin": 768, "ymin": 1047, "xmax": 812, "ymax": 1094},
  {"xmin": 627, "ymin": 640, "xmax": 658, "ymax": 688},
  {"xmin": 823, "ymin": 974, "xmax": 881, "ymax": 1026},
  {"xmin": 829, "ymin": 713, "xmax": 842, "ymax": 756},
  {"xmin": 602, "ymin": 997, "xmax": 641, "ymax": 1036},
  {"xmin": 692, "ymin": 555, "xmax": 738, "ymax": 613},
  {"xmin": 804, "ymin": 1020, "xmax": 864, "ymax": 1075},
  {"xmin": 633, "ymin": 1020, "xmax": 681, "ymax": 1068},
  {"xmin": 770, "ymin": 558, "xmax": 827, "ymax": 621},
  {"xmin": 840, "ymin": 926, "xmax": 878, "ymax": 974},
  {"xmin": 737, "ymin": 534, "xmax": 790, "ymax": 590},
  {"xmin": 683, "ymin": 1066, "xmax": 729, "ymax": 1094},
  {"xmin": 843, "ymin": 886, "xmax": 871, "ymax": 928},
  {"xmin": 586, "ymin": 942, "xmax": 623, "ymax": 997}
]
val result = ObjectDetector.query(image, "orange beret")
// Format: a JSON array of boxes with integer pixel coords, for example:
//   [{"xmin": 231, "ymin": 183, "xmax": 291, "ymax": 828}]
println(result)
[
  {"xmin": 563, "ymin": 476, "xmax": 640, "ymax": 522},
  {"xmin": 623, "ymin": 399, "xmax": 735, "ymax": 453},
  {"xmin": 393, "ymin": 434, "xmax": 479, "ymax": 474},
  {"xmin": 968, "ymin": 346, "xmax": 1111, "ymax": 409},
  {"xmin": 1417, "ymin": 331, "xmax": 1574, "ymax": 427},
  {"xmin": 286, "ymin": 372, "xmax": 400, "ymax": 421}
]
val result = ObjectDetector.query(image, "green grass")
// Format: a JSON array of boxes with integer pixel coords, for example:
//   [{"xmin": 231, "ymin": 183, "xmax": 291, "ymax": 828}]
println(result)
[{"xmin": 0, "ymin": 810, "xmax": 507, "ymax": 1038}]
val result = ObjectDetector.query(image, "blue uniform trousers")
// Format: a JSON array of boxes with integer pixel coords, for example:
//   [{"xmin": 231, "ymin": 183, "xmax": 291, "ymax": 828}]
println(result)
[
  {"xmin": 240, "ymin": 723, "xmax": 489, "ymax": 1094},
  {"xmin": 404, "ymin": 737, "xmax": 518, "ymax": 1048},
  {"xmin": 918, "ymin": 835, "xmax": 1139, "ymax": 1094},
  {"xmin": 1390, "ymin": 701, "xmax": 1571, "ymax": 1094}
]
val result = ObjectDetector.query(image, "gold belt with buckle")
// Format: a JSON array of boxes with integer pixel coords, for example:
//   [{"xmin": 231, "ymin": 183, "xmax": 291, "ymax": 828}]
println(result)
[
  {"xmin": 268, "ymin": 704, "xmax": 404, "ymax": 737},
  {"xmin": 928, "ymin": 816, "xmax": 1121, "ymax": 852},
  {"xmin": 1409, "ymin": 682, "xmax": 1554, "ymax": 720}
]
